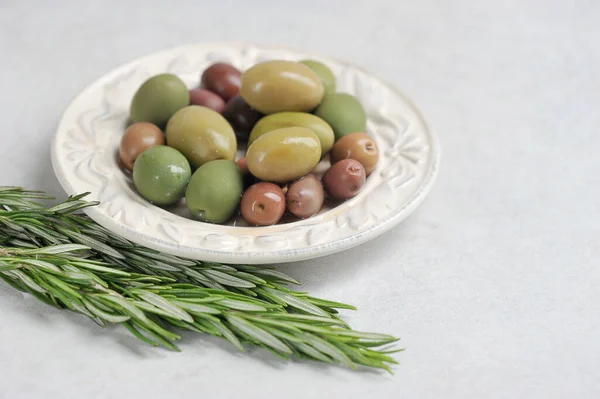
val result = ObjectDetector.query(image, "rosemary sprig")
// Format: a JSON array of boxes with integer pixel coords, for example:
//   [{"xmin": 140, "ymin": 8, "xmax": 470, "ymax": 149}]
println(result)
[
  {"xmin": 0, "ymin": 187, "xmax": 401, "ymax": 371},
  {"xmin": 0, "ymin": 245, "xmax": 400, "ymax": 371},
  {"xmin": 0, "ymin": 188, "xmax": 353, "ymax": 317}
]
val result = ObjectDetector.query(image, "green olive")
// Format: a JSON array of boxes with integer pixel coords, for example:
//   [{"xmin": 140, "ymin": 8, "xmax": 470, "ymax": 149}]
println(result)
[
  {"xmin": 299, "ymin": 60, "xmax": 336, "ymax": 95},
  {"xmin": 130, "ymin": 74, "xmax": 189, "ymax": 127},
  {"xmin": 166, "ymin": 105, "xmax": 237, "ymax": 169},
  {"xmin": 314, "ymin": 93, "xmax": 366, "ymax": 141},
  {"xmin": 248, "ymin": 112, "xmax": 335, "ymax": 155},
  {"xmin": 185, "ymin": 160, "xmax": 243, "ymax": 223},
  {"xmin": 246, "ymin": 127, "xmax": 321, "ymax": 183},
  {"xmin": 240, "ymin": 60, "xmax": 324, "ymax": 114},
  {"xmin": 132, "ymin": 146, "xmax": 191, "ymax": 206}
]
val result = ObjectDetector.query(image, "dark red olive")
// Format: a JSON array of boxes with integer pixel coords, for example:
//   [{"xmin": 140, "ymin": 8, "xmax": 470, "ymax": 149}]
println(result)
[
  {"xmin": 241, "ymin": 182, "xmax": 286, "ymax": 226},
  {"xmin": 286, "ymin": 174, "xmax": 324, "ymax": 218},
  {"xmin": 323, "ymin": 159, "xmax": 366, "ymax": 200},
  {"xmin": 222, "ymin": 96, "xmax": 263, "ymax": 141},
  {"xmin": 236, "ymin": 157, "xmax": 249, "ymax": 175},
  {"xmin": 188, "ymin": 88, "xmax": 225, "ymax": 113},
  {"xmin": 201, "ymin": 63, "xmax": 241, "ymax": 101},
  {"xmin": 236, "ymin": 157, "xmax": 257, "ymax": 188}
]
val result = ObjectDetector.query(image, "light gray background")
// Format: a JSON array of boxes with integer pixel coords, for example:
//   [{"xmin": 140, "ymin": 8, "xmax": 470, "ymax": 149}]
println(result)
[{"xmin": 1, "ymin": 0, "xmax": 598, "ymax": 398}]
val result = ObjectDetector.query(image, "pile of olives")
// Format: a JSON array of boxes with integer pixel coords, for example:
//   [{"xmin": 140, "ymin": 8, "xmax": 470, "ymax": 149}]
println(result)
[{"xmin": 119, "ymin": 59, "xmax": 380, "ymax": 226}]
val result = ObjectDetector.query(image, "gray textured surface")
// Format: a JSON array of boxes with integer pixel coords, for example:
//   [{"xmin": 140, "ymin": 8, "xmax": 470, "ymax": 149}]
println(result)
[{"xmin": 0, "ymin": 1, "xmax": 598, "ymax": 398}]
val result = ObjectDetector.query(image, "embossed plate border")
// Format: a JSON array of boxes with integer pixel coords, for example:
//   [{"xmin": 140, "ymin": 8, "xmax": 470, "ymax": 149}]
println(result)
[{"xmin": 51, "ymin": 43, "xmax": 440, "ymax": 264}]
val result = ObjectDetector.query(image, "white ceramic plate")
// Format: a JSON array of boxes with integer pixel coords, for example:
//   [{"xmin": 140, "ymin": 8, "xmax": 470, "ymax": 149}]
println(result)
[{"xmin": 51, "ymin": 43, "xmax": 440, "ymax": 264}]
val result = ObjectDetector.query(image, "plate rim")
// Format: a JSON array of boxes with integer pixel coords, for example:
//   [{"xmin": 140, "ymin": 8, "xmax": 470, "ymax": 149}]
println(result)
[{"xmin": 51, "ymin": 42, "xmax": 441, "ymax": 264}]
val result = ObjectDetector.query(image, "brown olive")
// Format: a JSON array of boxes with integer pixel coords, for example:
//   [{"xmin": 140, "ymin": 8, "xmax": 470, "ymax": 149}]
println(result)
[
  {"xmin": 323, "ymin": 159, "xmax": 366, "ymax": 200},
  {"xmin": 222, "ymin": 96, "xmax": 263, "ymax": 141},
  {"xmin": 236, "ymin": 157, "xmax": 257, "ymax": 189},
  {"xmin": 241, "ymin": 182, "xmax": 286, "ymax": 226},
  {"xmin": 236, "ymin": 157, "xmax": 249, "ymax": 175},
  {"xmin": 119, "ymin": 122, "xmax": 165, "ymax": 171},
  {"xmin": 286, "ymin": 173, "xmax": 324, "ymax": 218},
  {"xmin": 188, "ymin": 88, "xmax": 225, "ymax": 113},
  {"xmin": 201, "ymin": 63, "xmax": 241, "ymax": 101},
  {"xmin": 330, "ymin": 132, "xmax": 379, "ymax": 176}
]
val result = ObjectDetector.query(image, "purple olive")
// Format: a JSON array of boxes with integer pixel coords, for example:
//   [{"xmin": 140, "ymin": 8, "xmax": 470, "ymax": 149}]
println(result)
[
  {"xmin": 323, "ymin": 159, "xmax": 366, "ymax": 200},
  {"xmin": 188, "ymin": 88, "xmax": 225, "ymax": 113},
  {"xmin": 222, "ymin": 96, "xmax": 263, "ymax": 141},
  {"xmin": 286, "ymin": 174, "xmax": 324, "ymax": 218},
  {"xmin": 200, "ymin": 63, "xmax": 241, "ymax": 101}
]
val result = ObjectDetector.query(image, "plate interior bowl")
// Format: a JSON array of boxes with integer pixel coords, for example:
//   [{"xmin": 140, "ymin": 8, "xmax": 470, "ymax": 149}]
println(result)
[{"xmin": 51, "ymin": 43, "xmax": 440, "ymax": 264}]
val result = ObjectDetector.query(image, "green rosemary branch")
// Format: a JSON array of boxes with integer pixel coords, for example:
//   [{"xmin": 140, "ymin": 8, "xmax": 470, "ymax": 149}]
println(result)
[
  {"xmin": 0, "ymin": 187, "xmax": 354, "ymax": 317},
  {"xmin": 0, "ymin": 245, "xmax": 400, "ymax": 371},
  {"xmin": 0, "ymin": 186, "xmax": 401, "ymax": 371}
]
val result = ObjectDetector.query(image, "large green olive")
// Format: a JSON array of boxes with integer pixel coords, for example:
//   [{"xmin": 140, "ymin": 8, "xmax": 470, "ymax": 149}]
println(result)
[
  {"xmin": 240, "ymin": 60, "xmax": 324, "ymax": 114},
  {"xmin": 246, "ymin": 127, "xmax": 321, "ymax": 183},
  {"xmin": 185, "ymin": 160, "xmax": 243, "ymax": 223},
  {"xmin": 299, "ymin": 60, "xmax": 336, "ymax": 95},
  {"xmin": 133, "ymin": 146, "xmax": 191, "ymax": 206},
  {"xmin": 166, "ymin": 105, "xmax": 237, "ymax": 169},
  {"xmin": 248, "ymin": 112, "xmax": 335, "ymax": 155},
  {"xmin": 130, "ymin": 74, "xmax": 189, "ymax": 127},
  {"xmin": 314, "ymin": 93, "xmax": 366, "ymax": 141}
]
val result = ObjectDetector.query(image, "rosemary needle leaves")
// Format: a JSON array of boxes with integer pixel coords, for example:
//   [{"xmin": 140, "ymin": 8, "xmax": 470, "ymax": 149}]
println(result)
[
  {"xmin": 0, "ymin": 187, "xmax": 401, "ymax": 371},
  {"xmin": 0, "ymin": 188, "xmax": 353, "ymax": 316}
]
